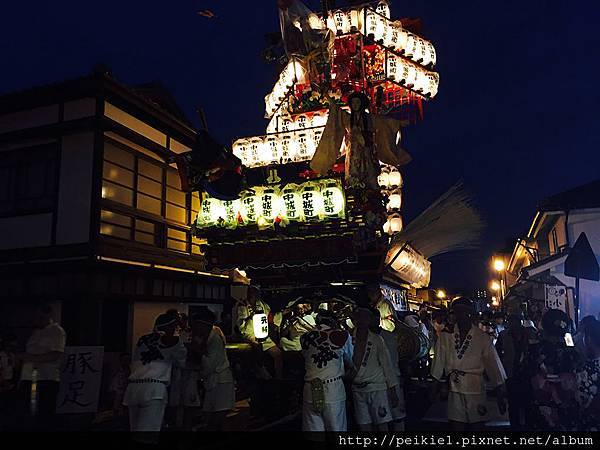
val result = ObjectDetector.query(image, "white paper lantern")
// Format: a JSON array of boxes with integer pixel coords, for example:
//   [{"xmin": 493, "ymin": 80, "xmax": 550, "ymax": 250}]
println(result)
[
  {"xmin": 232, "ymin": 139, "xmax": 249, "ymax": 164},
  {"xmin": 241, "ymin": 193, "xmax": 260, "ymax": 223},
  {"xmin": 386, "ymin": 53, "xmax": 399, "ymax": 82},
  {"xmin": 333, "ymin": 10, "xmax": 350, "ymax": 34},
  {"xmin": 310, "ymin": 110, "xmax": 327, "ymax": 128},
  {"xmin": 387, "ymin": 191, "xmax": 402, "ymax": 211},
  {"xmin": 390, "ymin": 214, "xmax": 403, "ymax": 233},
  {"xmin": 301, "ymin": 183, "xmax": 324, "ymax": 219},
  {"xmin": 349, "ymin": 9, "xmax": 360, "ymax": 31},
  {"xmin": 253, "ymin": 312, "xmax": 269, "ymax": 339},
  {"xmin": 223, "ymin": 199, "xmax": 241, "ymax": 227},
  {"xmin": 280, "ymin": 184, "xmax": 303, "ymax": 221},
  {"xmin": 280, "ymin": 133, "xmax": 296, "ymax": 163},
  {"xmin": 376, "ymin": 1, "xmax": 391, "ymax": 19},
  {"xmin": 321, "ymin": 183, "xmax": 345, "ymax": 216},
  {"xmin": 311, "ymin": 127, "xmax": 324, "ymax": 147},
  {"xmin": 265, "ymin": 135, "xmax": 280, "ymax": 165},
  {"xmin": 295, "ymin": 114, "xmax": 309, "ymax": 129},
  {"xmin": 385, "ymin": 24, "xmax": 400, "ymax": 50},
  {"xmin": 363, "ymin": 8, "xmax": 378, "ymax": 39},
  {"xmin": 249, "ymin": 137, "xmax": 264, "ymax": 167},
  {"xmin": 388, "ymin": 167, "xmax": 403, "ymax": 187},
  {"xmin": 260, "ymin": 188, "xmax": 280, "ymax": 221},
  {"xmin": 378, "ymin": 166, "xmax": 390, "ymax": 189},
  {"xmin": 295, "ymin": 132, "xmax": 313, "ymax": 161},
  {"xmin": 396, "ymin": 27, "xmax": 409, "ymax": 53}
]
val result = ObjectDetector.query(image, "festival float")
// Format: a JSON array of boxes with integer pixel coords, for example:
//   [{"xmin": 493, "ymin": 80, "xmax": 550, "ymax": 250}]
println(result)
[{"xmin": 176, "ymin": 0, "xmax": 481, "ymax": 360}]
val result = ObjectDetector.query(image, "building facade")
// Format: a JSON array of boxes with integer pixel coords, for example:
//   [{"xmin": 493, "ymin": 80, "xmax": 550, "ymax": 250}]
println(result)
[
  {"xmin": 506, "ymin": 179, "xmax": 600, "ymax": 323},
  {"xmin": 0, "ymin": 70, "xmax": 232, "ymax": 353}
]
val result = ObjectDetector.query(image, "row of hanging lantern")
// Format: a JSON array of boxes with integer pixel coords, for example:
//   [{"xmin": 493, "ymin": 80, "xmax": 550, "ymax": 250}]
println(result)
[
  {"xmin": 196, "ymin": 179, "xmax": 346, "ymax": 230},
  {"xmin": 386, "ymin": 53, "xmax": 439, "ymax": 98},
  {"xmin": 378, "ymin": 164, "xmax": 404, "ymax": 236},
  {"xmin": 233, "ymin": 125, "xmax": 326, "ymax": 168},
  {"xmin": 266, "ymin": 109, "xmax": 329, "ymax": 134},
  {"xmin": 308, "ymin": 1, "xmax": 435, "ymax": 69},
  {"xmin": 265, "ymin": 58, "xmax": 308, "ymax": 118}
]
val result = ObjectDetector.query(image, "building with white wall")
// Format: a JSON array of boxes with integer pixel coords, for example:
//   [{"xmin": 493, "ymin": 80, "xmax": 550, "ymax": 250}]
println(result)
[{"xmin": 506, "ymin": 179, "xmax": 600, "ymax": 324}]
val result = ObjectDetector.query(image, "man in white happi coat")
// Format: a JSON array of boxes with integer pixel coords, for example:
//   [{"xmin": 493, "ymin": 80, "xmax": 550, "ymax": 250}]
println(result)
[
  {"xmin": 431, "ymin": 297, "xmax": 507, "ymax": 430},
  {"xmin": 367, "ymin": 284, "xmax": 406, "ymax": 430},
  {"xmin": 301, "ymin": 310, "xmax": 354, "ymax": 432},
  {"xmin": 351, "ymin": 308, "xmax": 400, "ymax": 430}
]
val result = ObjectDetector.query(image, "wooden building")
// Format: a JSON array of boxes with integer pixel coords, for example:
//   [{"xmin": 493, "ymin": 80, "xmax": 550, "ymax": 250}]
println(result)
[{"xmin": 0, "ymin": 69, "xmax": 232, "ymax": 353}]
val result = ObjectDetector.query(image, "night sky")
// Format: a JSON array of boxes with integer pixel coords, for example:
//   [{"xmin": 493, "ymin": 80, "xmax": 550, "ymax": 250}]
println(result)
[{"xmin": 2, "ymin": 1, "xmax": 599, "ymax": 293}]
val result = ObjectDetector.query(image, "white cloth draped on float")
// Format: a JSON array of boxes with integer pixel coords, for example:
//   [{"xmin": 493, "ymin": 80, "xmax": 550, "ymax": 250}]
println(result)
[{"xmin": 309, "ymin": 103, "xmax": 411, "ymax": 189}]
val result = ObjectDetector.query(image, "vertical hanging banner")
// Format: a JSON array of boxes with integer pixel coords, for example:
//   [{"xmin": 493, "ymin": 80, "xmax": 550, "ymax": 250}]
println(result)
[
  {"xmin": 56, "ymin": 346, "xmax": 104, "ymax": 414},
  {"xmin": 545, "ymin": 285, "xmax": 567, "ymax": 312}
]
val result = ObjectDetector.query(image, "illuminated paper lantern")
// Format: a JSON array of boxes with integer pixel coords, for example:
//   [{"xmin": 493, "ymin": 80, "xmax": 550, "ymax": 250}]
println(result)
[
  {"xmin": 396, "ymin": 26, "xmax": 409, "ymax": 53},
  {"xmin": 295, "ymin": 132, "xmax": 313, "ymax": 161},
  {"xmin": 321, "ymin": 181, "xmax": 345, "ymax": 217},
  {"xmin": 260, "ymin": 187, "xmax": 280, "ymax": 222},
  {"xmin": 311, "ymin": 127, "xmax": 324, "ymax": 147},
  {"xmin": 425, "ymin": 41, "xmax": 437, "ymax": 67},
  {"xmin": 280, "ymin": 133, "xmax": 296, "ymax": 163},
  {"xmin": 199, "ymin": 197, "xmax": 226, "ymax": 225},
  {"xmin": 425, "ymin": 72, "xmax": 439, "ymax": 98},
  {"xmin": 232, "ymin": 139, "xmax": 249, "ymax": 164},
  {"xmin": 310, "ymin": 111, "xmax": 327, "ymax": 128},
  {"xmin": 280, "ymin": 184, "xmax": 303, "ymax": 221},
  {"xmin": 223, "ymin": 199, "xmax": 241, "ymax": 228},
  {"xmin": 383, "ymin": 219, "xmax": 391, "ymax": 235},
  {"xmin": 376, "ymin": 13, "xmax": 387, "ymax": 43},
  {"xmin": 388, "ymin": 166, "xmax": 403, "ymax": 187},
  {"xmin": 333, "ymin": 10, "xmax": 350, "ymax": 34},
  {"xmin": 362, "ymin": 8, "xmax": 378, "ymax": 39},
  {"xmin": 253, "ymin": 312, "xmax": 269, "ymax": 339},
  {"xmin": 265, "ymin": 135, "xmax": 280, "ymax": 165},
  {"xmin": 240, "ymin": 192, "xmax": 260, "ymax": 223},
  {"xmin": 249, "ymin": 137, "xmax": 264, "ymax": 167},
  {"xmin": 387, "ymin": 190, "xmax": 402, "ymax": 211},
  {"xmin": 301, "ymin": 183, "xmax": 324, "ymax": 219},
  {"xmin": 390, "ymin": 214, "xmax": 403, "ymax": 233},
  {"xmin": 378, "ymin": 166, "xmax": 390, "ymax": 189},
  {"xmin": 385, "ymin": 24, "xmax": 400, "ymax": 51},
  {"xmin": 386, "ymin": 53, "xmax": 399, "ymax": 82},
  {"xmin": 376, "ymin": 1, "xmax": 391, "ymax": 19},
  {"xmin": 348, "ymin": 9, "xmax": 360, "ymax": 31},
  {"xmin": 295, "ymin": 114, "xmax": 309, "ymax": 129},
  {"xmin": 281, "ymin": 116, "xmax": 293, "ymax": 132}
]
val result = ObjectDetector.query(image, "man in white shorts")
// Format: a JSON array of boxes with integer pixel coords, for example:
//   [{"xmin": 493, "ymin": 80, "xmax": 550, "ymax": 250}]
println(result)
[
  {"xmin": 351, "ymin": 308, "xmax": 399, "ymax": 431},
  {"xmin": 301, "ymin": 310, "xmax": 354, "ymax": 432}
]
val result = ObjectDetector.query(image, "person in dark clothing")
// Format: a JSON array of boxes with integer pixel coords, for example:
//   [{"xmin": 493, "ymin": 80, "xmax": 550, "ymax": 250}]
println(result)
[{"xmin": 495, "ymin": 313, "xmax": 531, "ymax": 430}]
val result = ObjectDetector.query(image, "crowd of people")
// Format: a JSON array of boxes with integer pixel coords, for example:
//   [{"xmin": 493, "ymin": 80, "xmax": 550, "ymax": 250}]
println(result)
[{"xmin": 0, "ymin": 287, "xmax": 599, "ymax": 434}]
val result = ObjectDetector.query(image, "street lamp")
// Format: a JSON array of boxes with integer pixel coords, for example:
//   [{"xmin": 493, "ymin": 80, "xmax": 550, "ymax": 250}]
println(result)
[
  {"xmin": 436, "ymin": 289, "xmax": 446, "ymax": 299},
  {"xmin": 493, "ymin": 258, "xmax": 505, "ymax": 272},
  {"xmin": 490, "ymin": 280, "xmax": 501, "ymax": 292},
  {"xmin": 492, "ymin": 296, "xmax": 499, "ymax": 307}
]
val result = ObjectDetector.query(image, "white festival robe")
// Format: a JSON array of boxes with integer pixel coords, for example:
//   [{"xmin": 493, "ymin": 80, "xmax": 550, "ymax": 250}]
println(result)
[{"xmin": 431, "ymin": 325, "xmax": 506, "ymax": 423}]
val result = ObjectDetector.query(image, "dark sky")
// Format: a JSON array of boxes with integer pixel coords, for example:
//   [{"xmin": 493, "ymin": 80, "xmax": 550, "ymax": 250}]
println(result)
[{"xmin": 2, "ymin": 1, "xmax": 599, "ymax": 293}]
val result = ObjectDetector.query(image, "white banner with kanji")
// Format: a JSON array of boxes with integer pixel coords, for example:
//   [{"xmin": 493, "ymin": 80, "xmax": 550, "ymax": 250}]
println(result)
[
  {"xmin": 56, "ymin": 346, "xmax": 104, "ymax": 414},
  {"xmin": 545, "ymin": 285, "xmax": 567, "ymax": 312}
]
